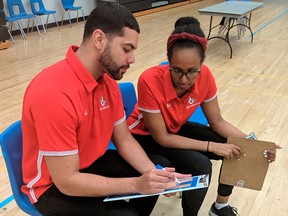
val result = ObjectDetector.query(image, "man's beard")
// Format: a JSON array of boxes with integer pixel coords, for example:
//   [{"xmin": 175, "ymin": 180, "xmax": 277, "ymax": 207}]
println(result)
[{"xmin": 100, "ymin": 45, "xmax": 129, "ymax": 80}]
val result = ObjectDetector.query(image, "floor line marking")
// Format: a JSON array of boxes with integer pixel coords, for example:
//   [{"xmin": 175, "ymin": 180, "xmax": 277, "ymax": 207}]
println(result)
[
  {"xmin": 0, "ymin": 195, "xmax": 14, "ymax": 208},
  {"xmin": 249, "ymin": 9, "xmax": 288, "ymax": 37}
]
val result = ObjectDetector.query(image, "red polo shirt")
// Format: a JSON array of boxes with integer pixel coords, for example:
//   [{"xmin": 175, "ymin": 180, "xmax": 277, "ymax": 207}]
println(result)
[
  {"xmin": 127, "ymin": 65, "xmax": 217, "ymax": 135},
  {"xmin": 21, "ymin": 46, "xmax": 125, "ymax": 203}
]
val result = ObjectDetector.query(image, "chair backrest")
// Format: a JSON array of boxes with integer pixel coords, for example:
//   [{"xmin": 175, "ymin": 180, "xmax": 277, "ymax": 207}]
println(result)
[
  {"xmin": 188, "ymin": 106, "xmax": 208, "ymax": 125},
  {"xmin": 30, "ymin": 0, "xmax": 45, "ymax": 14},
  {"xmin": 0, "ymin": 120, "xmax": 42, "ymax": 216},
  {"xmin": 107, "ymin": 82, "xmax": 137, "ymax": 150},
  {"xmin": 118, "ymin": 82, "xmax": 137, "ymax": 118},
  {"xmin": 7, "ymin": 0, "xmax": 27, "ymax": 17},
  {"xmin": 61, "ymin": 0, "xmax": 75, "ymax": 8}
]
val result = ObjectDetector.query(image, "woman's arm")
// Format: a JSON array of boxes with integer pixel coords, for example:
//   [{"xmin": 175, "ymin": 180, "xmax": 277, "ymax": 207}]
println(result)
[{"xmin": 141, "ymin": 97, "xmax": 244, "ymax": 159}]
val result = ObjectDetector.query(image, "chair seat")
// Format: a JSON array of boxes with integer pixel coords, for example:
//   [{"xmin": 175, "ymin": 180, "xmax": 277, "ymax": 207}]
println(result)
[
  {"xmin": 64, "ymin": 6, "xmax": 82, "ymax": 11},
  {"xmin": 6, "ymin": 15, "xmax": 21, "ymax": 22},
  {"xmin": 34, "ymin": 10, "xmax": 56, "ymax": 15},
  {"xmin": 14, "ymin": 13, "xmax": 35, "ymax": 19}
]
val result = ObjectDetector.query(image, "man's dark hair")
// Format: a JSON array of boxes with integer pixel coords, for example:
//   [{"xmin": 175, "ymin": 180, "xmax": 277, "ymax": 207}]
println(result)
[
  {"xmin": 168, "ymin": 16, "xmax": 206, "ymax": 62},
  {"xmin": 83, "ymin": 2, "xmax": 140, "ymax": 41}
]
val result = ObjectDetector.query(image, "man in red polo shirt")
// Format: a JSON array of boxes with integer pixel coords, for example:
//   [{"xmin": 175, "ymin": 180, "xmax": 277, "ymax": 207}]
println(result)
[{"xmin": 21, "ymin": 2, "xmax": 188, "ymax": 216}]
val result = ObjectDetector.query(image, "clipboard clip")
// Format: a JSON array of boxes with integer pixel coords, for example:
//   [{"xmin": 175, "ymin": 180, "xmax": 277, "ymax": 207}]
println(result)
[{"xmin": 246, "ymin": 132, "xmax": 257, "ymax": 140}]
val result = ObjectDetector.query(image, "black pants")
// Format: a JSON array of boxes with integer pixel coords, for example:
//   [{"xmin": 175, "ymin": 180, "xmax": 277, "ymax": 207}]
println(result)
[
  {"xmin": 34, "ymin": 150, "xmax": 171, "ymax": 216},
  {"xmin": 133, "ymin": 122, "xmax": 234, "ymax": 216}
]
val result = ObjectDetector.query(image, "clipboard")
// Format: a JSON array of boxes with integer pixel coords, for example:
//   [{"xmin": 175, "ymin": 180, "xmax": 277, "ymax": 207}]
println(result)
[
  {"xmin": 104, "ymin": 174, "xmax": 209, "ymax": 202},
  {"xmin": 220, "ymin": 137, "xmax": 275, "ymax": 191}
]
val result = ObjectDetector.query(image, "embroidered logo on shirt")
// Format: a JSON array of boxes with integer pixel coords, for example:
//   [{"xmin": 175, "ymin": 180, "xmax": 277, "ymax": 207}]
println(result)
[
  {"xmin": 100, "ymin": 96, "xmax": 109, "ymax": 111},
  {"xmin": 186, "ymin": 97, "xmax": 199, "ymax": 109},
  {"xmin": 166, "ymin": 103, "xmax": 171, "ymax": 109},
  {"xmin": 100, "ymin": 96, "xmax": 106, "ymax": 107},
  {"xmin": 188, "ymin": 97, "xmax": 195, "ymax": 105}
]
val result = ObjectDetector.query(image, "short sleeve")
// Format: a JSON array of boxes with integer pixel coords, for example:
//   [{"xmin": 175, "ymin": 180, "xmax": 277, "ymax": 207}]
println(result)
[{"xmin": 203, "ymin": 66, "xmax": 218, "ymax": 102}]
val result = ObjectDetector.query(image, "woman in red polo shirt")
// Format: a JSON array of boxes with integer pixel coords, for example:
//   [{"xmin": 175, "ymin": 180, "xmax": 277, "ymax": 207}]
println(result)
[{"xmin": 127, "ymin": 17, "xmax": 277, "ymax": 216}]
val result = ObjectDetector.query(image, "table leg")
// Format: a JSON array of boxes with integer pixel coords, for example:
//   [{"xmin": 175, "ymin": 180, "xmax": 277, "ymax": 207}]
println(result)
[
  {"xmin": 206, "ymin": 15, "xmax": 233, "ymax": 58},
  {"xmin": 227, "ymin": 13, "xmax": 253, "ymax": 43},
  {"xmin": 207, "ymin": 16, "xmax": 213, "ymax": 39},
  {"xmin": 206, "ymin": 13, "xmax": 255, "ymax": 58}
]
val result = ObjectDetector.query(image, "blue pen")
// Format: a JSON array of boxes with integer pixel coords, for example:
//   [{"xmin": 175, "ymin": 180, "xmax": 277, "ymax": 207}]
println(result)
[{"xmin": 156, "ymin": 164, "xmax": 180, "ymax": 185}]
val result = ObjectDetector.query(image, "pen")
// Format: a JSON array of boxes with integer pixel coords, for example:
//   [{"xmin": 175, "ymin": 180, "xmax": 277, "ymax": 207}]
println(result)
[{"xmin": 155, "ymin": 164, "xmax": 180, "ymax": 185}]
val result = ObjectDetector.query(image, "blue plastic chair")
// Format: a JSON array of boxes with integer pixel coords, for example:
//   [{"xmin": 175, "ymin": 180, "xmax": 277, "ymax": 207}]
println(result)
[
  {"xmin": 61, "ymin": 0, "xmax": 85, "ymax": 28},
  {"xmin": 107, "ymin": 82, "xmax": 138, "ymax": 150},
  {"xmin": 7, "ymin": 0, "xmax": 41, "ymax": 38},
  {"xmin": 0, "ymin": 121, "xmax": 42, "ymax": 216},
  {"xmin": 118, "ymin": 82, "xmax": 138, "ymax": 118},
  {"xmin": 5, "ymin": 12, "xmax": 27, "ymax": 40},
  {"xmin": 30, "ymin": 0, "xmax": 60, "ymax": 34},
  {"xmin": 188, "ymin": 105, "xmax": 208, "ymax": 125}
]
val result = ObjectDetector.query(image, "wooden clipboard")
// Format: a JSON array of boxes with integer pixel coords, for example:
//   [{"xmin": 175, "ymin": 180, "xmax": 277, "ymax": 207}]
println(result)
[{"xmin": 219, "ymin": 137, "xmax": 275, "ymax": 191}]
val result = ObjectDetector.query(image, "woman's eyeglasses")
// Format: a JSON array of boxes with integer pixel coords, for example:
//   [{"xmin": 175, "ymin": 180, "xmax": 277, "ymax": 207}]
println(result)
[{"xmin": 169, "ymin": 67, "xmax": 201, "ymax": 79}]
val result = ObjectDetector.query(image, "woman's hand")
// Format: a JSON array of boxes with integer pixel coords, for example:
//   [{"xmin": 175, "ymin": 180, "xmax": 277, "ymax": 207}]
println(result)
[
  {"xmin": 208, "ymin": 142, "xmax": 245, "ymax": 159},
  {"xmin": 264, "ymin": 144, "xmax": 281, "ymax": 163}
]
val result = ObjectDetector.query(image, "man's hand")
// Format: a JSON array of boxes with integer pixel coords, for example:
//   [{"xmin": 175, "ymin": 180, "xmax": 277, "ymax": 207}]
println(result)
[{"xmin": 134, "ymin": 167, "xmax": 191, "ymax": 195}]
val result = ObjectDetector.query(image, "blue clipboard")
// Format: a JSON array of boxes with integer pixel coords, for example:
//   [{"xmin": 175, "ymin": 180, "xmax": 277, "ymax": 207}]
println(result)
[{"xmin": 103, "ymin": 174, "xmax": 209, "ymax": 202}]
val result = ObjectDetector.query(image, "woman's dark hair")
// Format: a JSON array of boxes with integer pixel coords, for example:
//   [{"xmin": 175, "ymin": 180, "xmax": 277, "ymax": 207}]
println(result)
[
  {"xmin": 83, "ymin": 2, "xmax": 140, "ymax": 41},
  {"xmin": 168, "ymin": 16, "xmax": 206, "ymax": 62}
]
